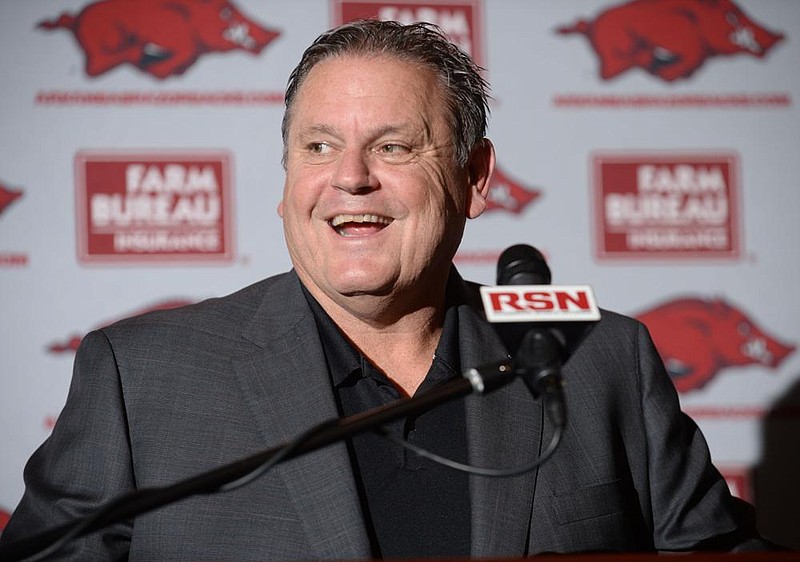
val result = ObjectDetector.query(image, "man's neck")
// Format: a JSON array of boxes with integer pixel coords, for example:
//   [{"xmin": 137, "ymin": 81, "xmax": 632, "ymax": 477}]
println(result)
[{"xmin": 305, "ymin": 285, "xmax": 448, "ymax": 396}]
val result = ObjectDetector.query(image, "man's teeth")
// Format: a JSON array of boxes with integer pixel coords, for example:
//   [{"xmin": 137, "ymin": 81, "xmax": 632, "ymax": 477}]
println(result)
[{"xmin": 330, "ymin": 214, "xmax": 392, "ymax": 227}]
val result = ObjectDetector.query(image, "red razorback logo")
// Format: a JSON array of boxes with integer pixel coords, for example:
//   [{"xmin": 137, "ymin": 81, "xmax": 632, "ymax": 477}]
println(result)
[
  {"xmin": 557, "ymin": 0, "xmax": 783, "ymax": 82},
  {"xmin": 38, "ymin": 0, "xmax": 280, "ymax": 79},
  {"xmin": 0, "ymin": 181, "xmax": 23, "ymax": 216},
  {"xmin": 636, "ymin": 296, "xmax": 795, "ymax": 393},
  {"xmin": 48, "ymin": 299, "xmax": 195, "ymax": 353},
  {"xmin": 0, "ymin": 507, "xmax": 10, "ymax": 533},
  {"xmin": 486, "ymin": 165, "xmax": 541, "ymax": 214}
]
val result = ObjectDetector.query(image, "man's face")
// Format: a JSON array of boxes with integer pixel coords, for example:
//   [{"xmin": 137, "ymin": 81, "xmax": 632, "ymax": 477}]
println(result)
[{"xmin": 279, "ymin": 54, "xmax": 489, "ymax": 312}]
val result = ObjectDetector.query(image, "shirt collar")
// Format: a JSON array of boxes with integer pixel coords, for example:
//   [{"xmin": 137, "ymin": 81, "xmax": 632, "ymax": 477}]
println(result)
[{"xmin": 301, "ymin": 285, "xmax": 461, "ymax": 390}]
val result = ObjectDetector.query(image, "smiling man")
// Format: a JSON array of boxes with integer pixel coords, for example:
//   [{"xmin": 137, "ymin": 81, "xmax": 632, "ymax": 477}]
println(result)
[
  {"xmin": 1, "ymin": 20, "xmax": 773, "ymax": 561},
  {"xmin": 278, "ymin": 39, "xmax": 493, "ymax": 395}
]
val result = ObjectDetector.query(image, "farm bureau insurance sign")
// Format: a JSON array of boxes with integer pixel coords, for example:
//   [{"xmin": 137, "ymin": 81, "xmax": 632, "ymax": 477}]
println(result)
[
  {"xmin": 76, "ymin": 151, "xmax": 234, "ymax": 263},
  {"xmin": 593, "ymin": 152, "xmax": 741, "ymax": 260}
]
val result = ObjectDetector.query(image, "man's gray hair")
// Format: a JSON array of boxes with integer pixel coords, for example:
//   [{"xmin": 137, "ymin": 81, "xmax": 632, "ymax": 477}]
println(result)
[{"xmin": 282, "ymin": 19, "xmax": 490, "ymax": 167}]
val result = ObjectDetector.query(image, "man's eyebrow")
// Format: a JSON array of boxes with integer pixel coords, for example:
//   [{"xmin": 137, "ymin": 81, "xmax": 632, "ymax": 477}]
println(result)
[
  {"xmin": 295, "ymin": 124, "xmax": 340, "ymax": 140},
  {"xmin": 296, "ymin": 123, "xmax": 421, "ymax": 140}
]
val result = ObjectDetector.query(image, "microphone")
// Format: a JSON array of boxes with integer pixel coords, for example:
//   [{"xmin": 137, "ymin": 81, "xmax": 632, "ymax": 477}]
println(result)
[
  {"xmin": 480, "ymin": 244, "xmax": 601, "ymax": 425},
  {"xmin": 484, "ymin": 244, "xmax": 600, "ymax": 360},
  {"xmin": 496, "ymin": 242, "xmax": 552, "ymax": 285}
]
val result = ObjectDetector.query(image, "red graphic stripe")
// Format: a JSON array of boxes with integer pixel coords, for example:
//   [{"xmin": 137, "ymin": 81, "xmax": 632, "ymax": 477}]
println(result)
[
  {"xmin": 453, "ymin": 250, "xmax": 501, "ymax": 265},
  {"xmin": 35, "ymin": 90, "xmax": 285, "ymax": 106},
  {"xmin": 0, "ymin": 253, "xmax": 29, "ymax": 267},
  {"xmin": 553, "ymin": 93, "xmax": 791, "ymax": 109}
]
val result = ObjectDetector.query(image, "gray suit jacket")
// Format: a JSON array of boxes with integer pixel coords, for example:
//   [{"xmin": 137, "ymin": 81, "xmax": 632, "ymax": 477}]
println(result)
[{"xmin": 1, "ymin": 270, "xmax": 763, "ymax": 560}]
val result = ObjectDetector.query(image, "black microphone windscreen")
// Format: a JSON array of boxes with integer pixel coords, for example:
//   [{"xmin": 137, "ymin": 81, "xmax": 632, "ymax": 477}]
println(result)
[{"xmin": 497, "ymin": 244, "xmax": 552, "ymax": 286}]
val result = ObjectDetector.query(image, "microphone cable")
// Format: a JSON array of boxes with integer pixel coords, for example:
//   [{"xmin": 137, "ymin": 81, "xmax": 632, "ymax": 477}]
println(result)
[
  {"xmin": 372, "ymin": 385, "xmax": 565, "ymax": 478},
  {"xmin": 375, "ymin": 422, "xmax": 563, "ymax": 477}
]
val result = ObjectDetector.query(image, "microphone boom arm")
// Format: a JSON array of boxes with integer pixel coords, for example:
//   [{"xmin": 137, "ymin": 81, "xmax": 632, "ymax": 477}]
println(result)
[{"xmin": 0, "ymin": 359, "xmax": 539, "ymax": 561}]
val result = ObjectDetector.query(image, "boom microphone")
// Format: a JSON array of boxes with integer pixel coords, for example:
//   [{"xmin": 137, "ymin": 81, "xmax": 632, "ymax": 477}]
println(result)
[
  {"xmin": 486, "ymin": 244, "xmax": 600, "ymax": 360},
  {"xmin": 481, "ymin": 244, "xmax": 601, "ymax": 425}
]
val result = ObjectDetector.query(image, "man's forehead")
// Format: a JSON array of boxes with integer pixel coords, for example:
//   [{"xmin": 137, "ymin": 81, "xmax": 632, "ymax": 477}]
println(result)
[
  {"xmin": 284, "ymin": 53, "xmax": 453, "ymax": 146},
  {"xmin": 300, "ymin": 53, "xmax": 439, "ymax": 91},
  {"xmin": 292, "ymin": 56, "xmax": 444, "ymax": 112}
]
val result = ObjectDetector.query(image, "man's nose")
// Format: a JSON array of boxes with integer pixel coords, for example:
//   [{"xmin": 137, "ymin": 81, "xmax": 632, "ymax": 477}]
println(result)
[{"xmin": 331, "ymin": 148, "xmax": 378, "ymax": 194}]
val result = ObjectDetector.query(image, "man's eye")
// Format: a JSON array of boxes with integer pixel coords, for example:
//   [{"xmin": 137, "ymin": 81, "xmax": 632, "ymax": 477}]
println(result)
[
  {"xmin": 308, "ymin": 142, "xmax": 331, "ymax": 154},
  {"xmin": 379, "ymin": 144, "xmax": 408, "ymax": 154},
  {"xmin": 376, "ymin": 144, "xmax": 413, "ymax": 161}
]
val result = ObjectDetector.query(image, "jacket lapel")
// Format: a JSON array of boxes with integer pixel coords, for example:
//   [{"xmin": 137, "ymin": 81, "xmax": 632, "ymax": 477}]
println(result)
[
  {"xmin": 232, "ymin": 272, "xmax": 371, "ymax": 559},
  {"xmin": 229, "ymin": 270, "xmax": 542, "ymax": 558},
  {"xmin": 455, "ymin": 277, "xmax": 543, "ymax": 558}
]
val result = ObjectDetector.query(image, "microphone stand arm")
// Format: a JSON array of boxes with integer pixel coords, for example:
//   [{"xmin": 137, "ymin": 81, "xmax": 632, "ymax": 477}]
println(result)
[{"xmin": 1, "ymin": 360, "xmax": 521, "ymax": 561}]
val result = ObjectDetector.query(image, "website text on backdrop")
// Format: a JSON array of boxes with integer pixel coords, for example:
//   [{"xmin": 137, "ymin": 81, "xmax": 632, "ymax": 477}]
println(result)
[{"xmin": 0, "ymin": 19, "xmax": 775, "ymax": 560}]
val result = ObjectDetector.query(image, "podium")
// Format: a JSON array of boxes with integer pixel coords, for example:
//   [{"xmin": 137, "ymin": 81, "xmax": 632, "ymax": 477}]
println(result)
[{"xmin": 512, "ymin": 553, "xmax": 800, "ymax": 562}]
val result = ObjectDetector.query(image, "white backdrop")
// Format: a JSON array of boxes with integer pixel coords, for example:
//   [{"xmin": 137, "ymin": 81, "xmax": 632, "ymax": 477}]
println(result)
[{"xmin": 1, "ymin": 0, "xmax": 798, "ymax": 547}]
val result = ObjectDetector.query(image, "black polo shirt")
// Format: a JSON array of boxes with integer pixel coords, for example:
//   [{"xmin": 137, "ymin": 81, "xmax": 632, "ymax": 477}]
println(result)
[{"xmin": 302, "ymin": 287, "xmax": 471, "ymax": 558}]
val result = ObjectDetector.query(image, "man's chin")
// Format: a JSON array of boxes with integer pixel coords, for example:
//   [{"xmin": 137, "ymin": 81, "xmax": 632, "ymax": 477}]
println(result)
[
  {"xmin": 333, "ymin": 283, "xmax": 394, "ymax": 299},
  {"xmin": 321, "ymin": 267, "xmax": 398, "ymax": 296}
]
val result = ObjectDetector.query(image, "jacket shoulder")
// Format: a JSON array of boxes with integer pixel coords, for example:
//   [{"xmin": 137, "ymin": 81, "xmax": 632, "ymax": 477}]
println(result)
[{"xmin": 102, "ymin": 271, "xmax": 298, "ymax": 341}]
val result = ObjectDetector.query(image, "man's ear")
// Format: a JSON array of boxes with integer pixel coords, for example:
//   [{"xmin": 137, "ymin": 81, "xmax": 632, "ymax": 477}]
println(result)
[
  {"xmin": 465, "ymin": 138, "xmax": 496, "ymax": 219},
  {"xmin": 277, "ymin": 199, "xmax": 285, "ymax": 218}
]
